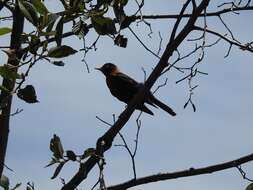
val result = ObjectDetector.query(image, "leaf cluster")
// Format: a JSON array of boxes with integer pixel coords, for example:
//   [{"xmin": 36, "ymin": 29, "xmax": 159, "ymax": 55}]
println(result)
[{"xmin": 46, "ymin": 134, "xmax": 96, "ymax": 179}]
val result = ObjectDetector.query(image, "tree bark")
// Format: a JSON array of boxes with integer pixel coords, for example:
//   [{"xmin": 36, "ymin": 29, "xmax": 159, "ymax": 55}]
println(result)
[{"xmin": 0, "ymin": 1, "xmax": 24, "ymax": 177}]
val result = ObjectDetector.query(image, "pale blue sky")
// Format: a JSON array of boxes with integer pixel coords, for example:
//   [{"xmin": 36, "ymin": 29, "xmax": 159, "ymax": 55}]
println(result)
[{"xmin": 1, "ymin": 1, "xmax": 253, "ymax": 190}]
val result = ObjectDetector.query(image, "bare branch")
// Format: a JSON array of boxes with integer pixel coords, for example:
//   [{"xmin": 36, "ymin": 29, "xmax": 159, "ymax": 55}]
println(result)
[
  {"xmin": 96, "ymin": 116, "xmax": 113, "ymax": 127},
  {"xmin": 169, "ymin": 0, "xmax": 192, "ymax": 42},
  {"xmin": 153, "ymin": 78, "xmax": 168, "ymax": 94},
  {"xmin": 10, "ymin": 108, "xmax": 23, "ymax": 116},
  {"xmin": 236, "ymin": 165, "xmax": 253, "ymax": 182},
  {"xmin": 107, "ymin": 153, "xmax": 253, "ymax": 190},
  {"xmin": 193, "ymin": 26, "xmax": 253, "ymax": 53},
  {"xmin": 115, "ymin": 112, "xmax": 142, "ymax": 179},
  {"xmin": 218, "ymin": 15, "xmax": 240, "ymax": 43},
  {"xmin": 135, "ymin": 5, "xmax": 253, "ymax": 20},
  {"xmin": 157, "ymin": 31, "xmax": 163, "ymax": 55},
  {"xmin": 128, "ymin": 27, "xmax": 160, "ymax": 59}
]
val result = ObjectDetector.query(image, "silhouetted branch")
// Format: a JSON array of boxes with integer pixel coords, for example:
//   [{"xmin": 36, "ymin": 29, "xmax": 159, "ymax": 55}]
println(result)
[
  {"xmin": 170, "ymin": 0, "xmax": 192, "ymax": 42},
  {"xmin": 107, "ymin": 153, "xmax": 253, "ymax": 190},
  {"xmin": 135, "ymin": 5, "xmax": 253, "ymax": 20},
  {"xmin": 236, "ymin": 165, "xmax": 253, "ymax": 182},
  {"xmin": 61, "ymin": 1, "xmax": 211, "ymax": 190},
  {"xmin": 153, "ymin": 78, "xmax": 168, "ymax": 94},
  {"xmin": 0, "ymin": 1, "xmax": 24, "ymax": 178},
  {"xmin": 128, "ymin": 27, "xmax": 160, "ymax": 59},
  {"xmin": 193, "ymin": 26, "xmax": 253, "ymax": 53},
  {"xmin": 114, "ymin": 112, "xmax": 142, "ymax": 179},
  {"xmin": 10, "ymin": 108, "xmax": 23, "ymax": 116},
  {"xmin": 157, "ymin": 31, "xmax": 163, "ymax": 55}
]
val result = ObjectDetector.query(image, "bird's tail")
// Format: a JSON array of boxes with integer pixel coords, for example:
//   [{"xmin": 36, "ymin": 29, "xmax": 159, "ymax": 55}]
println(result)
[
  {"xmin": 140, "ymin": 105, "xmax": 154, "ymax": 115},
  {"xmin": 150, "ymin": 95, "xmax": 176, "ymax": 116}
]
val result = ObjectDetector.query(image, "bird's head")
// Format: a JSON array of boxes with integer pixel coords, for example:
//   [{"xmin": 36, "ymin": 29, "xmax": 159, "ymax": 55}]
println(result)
[{"xmin": 95, "ymin": 63, "xmax": 119, "ymax": 76}]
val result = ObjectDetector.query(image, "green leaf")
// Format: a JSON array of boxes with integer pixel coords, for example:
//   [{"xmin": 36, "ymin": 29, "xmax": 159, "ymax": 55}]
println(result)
[
  {"xmin": 0, "ymin": 65, "xmax": 22, "ymax": 81},
  {"xmin": 29, "ymin": 35, "xmax": 40, "ymax": 54},
  {"xmin": 115, "ymin": 0, "xmax": 128, "ymax": 6},
  {"xmin": 114, "ymin": 34, "xmax": 127, "ymax": 48},
  {"xmin": 18, "ymin": 0, "xmax": 39, "ymax": 26},
  {"xmin": 26, "ymin": 182, "xmax": 34, "ymax": 190},
  {"xmin": 51, "ymin": 162, "xmax": 65, "ymax": 179},
  {"xmin": 47, "ymin": 45, "xmax": 78, "ymax": 58},
  {"xmin": 55, "ymin": 17, "xmax": 64, "ymax": 46},
  {"xmin": 11, "ymin": 183, "xmax": 22, "ymax": 190},
  {"xmin": 44, "ymin": 13, "xmax": 59, "ymax": 29},
  {"xmin": 0, "ymin": 175, "xmax": 9, "ymax": 190},
  {"xmin": 47, "ymin": 13, "xmax": 59, "ymax": 25},
  {"xmin": 246, "ymin": 183, "xmax": 253, "ymax": 190},
  {"xmin": 0, "ymin": 27, "xmax": 12, "ymax": 36},
  {"xmin": 50, "ymin": 134, "xmax": 64, "ymax": 159},
  {"xmin": 72, "ymin": 20, "xmax": 89, "ymax": 38},
  {"xmin": 40, "ymin": 13, "xmax": 59, "ymax": 31},
  {"xmin": 0, "ymin": 85, "xmax": 10, "ymax": 93},
  {"xmin": 31, "ymin": 0, "xmax": 48, "ymax": 15},
  {"xmin": 17, "ymin": 85, "xmax": 39, "ymax": 103},
  {"xmin": 91, "ymin": 16, "xmax": 116, "ymax": 35},
  {"xmin": 70, "ymin": 0, "xmax": 83, "ymax": 8},
  {"xmin": 66, "ymin": 150, "xmax": 76, "ymax": 161},
  {"xmin": 120, "ymin": 16, "xmax": 135, "ymax": 29},
  {"xmin": 18, "ymin": 0, "xmax": 33, "ymax": 23},
  {"xmin": 81, "ymin": 148, "xmax": 96, "ymax": 159},
  {"xmin": 51, "ymin": 61, "xmax": 65, "ymax": 66}
]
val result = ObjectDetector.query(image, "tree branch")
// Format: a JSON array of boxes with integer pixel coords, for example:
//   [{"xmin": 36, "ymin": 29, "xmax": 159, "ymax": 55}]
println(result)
[
  {"xmin": 193, "ymin": 26, "xmax": 253, "ymax": 53},
  {"xmin": 135, "ymin": 5, "xmax": 253, "ymax": 20},
  {"xmin": 107, "ymin": 152, "xmax": 253, "ymax": 190},
  {"xmin": 0, "ymin": 1, "xmax": 24, "ymax": 178},
  {"xmin": 61, "ymin": 1, "xmax": 211, "ymax": 190},
  {"xmin": 169, "ymin": 0, "xmax": 192, "ymax": 42},
  {"xmin": 19, "ymin": 5, "xmax": 253, "ymax": 56},
  {"xmin": 0, "ymin": 0, "xmax": 8, "ymax": 11}
]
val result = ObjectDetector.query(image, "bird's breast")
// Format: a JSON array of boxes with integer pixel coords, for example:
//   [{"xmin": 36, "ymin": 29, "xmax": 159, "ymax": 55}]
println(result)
[{"xmin": 106, "ymin": 76, "xmax": 134, "ymax": 103}]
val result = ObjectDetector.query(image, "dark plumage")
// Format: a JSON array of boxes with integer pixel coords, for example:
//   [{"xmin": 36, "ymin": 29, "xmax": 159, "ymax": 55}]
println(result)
[{"xmin": 96, "ymin": 63, "xmax": 176, "ymax": 116}]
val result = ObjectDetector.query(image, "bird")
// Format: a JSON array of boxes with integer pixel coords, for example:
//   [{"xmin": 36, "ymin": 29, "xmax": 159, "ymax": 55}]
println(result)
[{"xmin": 96, "ymin": 63, "xmax": 176, "ymax": 116}]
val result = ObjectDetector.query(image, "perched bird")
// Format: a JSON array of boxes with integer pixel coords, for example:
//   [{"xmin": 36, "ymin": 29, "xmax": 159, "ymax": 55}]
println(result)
[{"xmin": 96, "ymin": 63, "xmax": 176, "ymax": 116}]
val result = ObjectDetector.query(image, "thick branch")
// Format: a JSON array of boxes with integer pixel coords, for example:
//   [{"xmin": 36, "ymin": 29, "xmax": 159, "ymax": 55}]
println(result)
[
  {"xmin": 0, "ymin": 1, "xmax": 24, "ymax": 177},
  {"xmin": 61, "ymin": 1, "xmax": 210, "ymax": 190},
  {"xmin": 107, "ymin": 153, "xmax": 253, "ymax": 190}
]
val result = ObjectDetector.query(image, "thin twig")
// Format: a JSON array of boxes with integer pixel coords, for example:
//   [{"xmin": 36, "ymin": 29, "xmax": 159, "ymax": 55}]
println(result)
[
  {"xmin": 157, "ymin": 31, "xmax": 163, "ymax": 55},
  {"xmin": 236, "ymin": 165, "xmax": 253, "ymax": 182}
]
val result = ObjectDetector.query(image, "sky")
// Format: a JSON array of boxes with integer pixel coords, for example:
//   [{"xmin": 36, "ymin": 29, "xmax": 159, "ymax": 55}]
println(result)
[{"xmin": 1, "ymin": 1, "xmax": 253, "ymax": 190}]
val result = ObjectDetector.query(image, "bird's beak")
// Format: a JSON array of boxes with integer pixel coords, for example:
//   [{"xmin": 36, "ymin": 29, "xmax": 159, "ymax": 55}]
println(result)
[{"xmin": 95, "ymin": 67, "xmax": 102, "ymax": 71}]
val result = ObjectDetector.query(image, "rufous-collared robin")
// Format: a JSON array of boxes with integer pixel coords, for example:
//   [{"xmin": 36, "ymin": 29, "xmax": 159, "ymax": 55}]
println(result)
[{"xmin": 96, "ymin": 63, "xmax": 176, "ymax": 116}]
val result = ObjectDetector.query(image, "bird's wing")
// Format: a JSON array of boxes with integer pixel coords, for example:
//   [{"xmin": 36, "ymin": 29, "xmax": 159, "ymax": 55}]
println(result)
[
  {"xmin": 115, "ymin": 73, "xmax": 139, "ymax": 85},
  {"xmin": 106, "ymin": 72, "xmax": 140, "ymax": 103}
]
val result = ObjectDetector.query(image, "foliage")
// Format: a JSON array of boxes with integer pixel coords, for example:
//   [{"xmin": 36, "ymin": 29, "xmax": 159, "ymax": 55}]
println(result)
[
  {"xmin": 246, "ymin": 183, "xmax": 253, "ymax": 190},
  {"xmin": 0, "ymin": 0, "xmax": 253, "ymax": 190}
]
